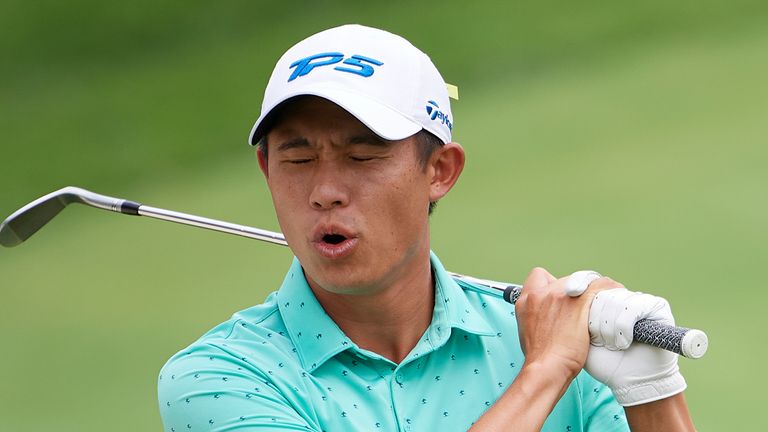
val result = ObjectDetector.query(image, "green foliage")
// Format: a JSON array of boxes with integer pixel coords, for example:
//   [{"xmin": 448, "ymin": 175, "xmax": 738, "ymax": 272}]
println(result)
[{"xmin": 1, "ymin": 2, "xmax": 767, "ymax": 430}]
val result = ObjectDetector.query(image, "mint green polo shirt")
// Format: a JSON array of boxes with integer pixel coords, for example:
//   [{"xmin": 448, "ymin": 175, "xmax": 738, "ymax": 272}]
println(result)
[{"xmin": 158, "ymin": 252, "xmax": 629, "ymax": 431}]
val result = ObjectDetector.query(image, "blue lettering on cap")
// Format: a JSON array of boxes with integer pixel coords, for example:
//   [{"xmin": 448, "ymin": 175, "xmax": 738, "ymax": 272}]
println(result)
[
  {"xmin": 334, "ymin": 55, "xmax": 383, "ymax": 77},
  {"xmin": 288, "ymin": 52, "xmax": 383, "ymax": 82},
  {"xmin": 426, "ymin": 100, "xmax": 452, "ymax": 131},
  {"xmin": 288, "ymin": 52, "xmax": 344, "ymax": 82}
]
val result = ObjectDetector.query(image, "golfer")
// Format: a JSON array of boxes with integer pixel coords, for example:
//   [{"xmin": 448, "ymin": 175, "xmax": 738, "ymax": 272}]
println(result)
[{"xmin": 158, "ymin": 25, "xmax": 695, "ymax": 431}]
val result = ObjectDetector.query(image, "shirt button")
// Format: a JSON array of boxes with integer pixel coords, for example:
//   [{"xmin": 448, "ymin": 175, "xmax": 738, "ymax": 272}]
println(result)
[
  {"xmin": 395, "ymin": 374, "xmax": 404, "ymax": 384},
  {"xmin": 404, "ymin": 425, "xmax": 412, "ymax": 432}
]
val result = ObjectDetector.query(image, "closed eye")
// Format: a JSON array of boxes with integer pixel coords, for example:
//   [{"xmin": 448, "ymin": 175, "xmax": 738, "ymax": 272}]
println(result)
[
  {"xmin": 350, "ymin": 155, "xmax": 378, "ymax": 162},
  {"xmin": 285, "ymin": 158, "xmax": 313, "ymax": 164}
]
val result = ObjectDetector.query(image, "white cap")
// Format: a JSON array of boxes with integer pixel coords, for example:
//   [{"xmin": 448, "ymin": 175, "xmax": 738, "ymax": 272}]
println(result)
[{"xmin": 248, "ymin": 24, "xmax": 453, "ymax": 145}]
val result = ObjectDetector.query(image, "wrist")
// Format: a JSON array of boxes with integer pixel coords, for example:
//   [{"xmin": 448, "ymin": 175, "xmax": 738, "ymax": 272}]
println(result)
[
  {"xmin": 519, "ymin": 358, "xmax": 580, "ymax": 399},
  {"xmin": 523, "ymin": 354, "xmax": 583, "ymax": 382},
  {"xmin": 614, "ymin": 370, "xmax": 687, "ymax": 407}
]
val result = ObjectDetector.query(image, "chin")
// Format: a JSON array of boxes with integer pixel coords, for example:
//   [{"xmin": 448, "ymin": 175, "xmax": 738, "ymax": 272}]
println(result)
[
  {"xmin": 304, "ymin": 263, "xmax": 381, "ymax": 296},
  {"xmin": 314, "ymin": 274, "xmax": 371, "ymax": 295}
]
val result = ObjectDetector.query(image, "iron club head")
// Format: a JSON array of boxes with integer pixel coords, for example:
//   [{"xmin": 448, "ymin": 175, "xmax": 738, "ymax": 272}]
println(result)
[{"xmin": 0, "ymin": 187, "xmax": 138, "ymax": 247}]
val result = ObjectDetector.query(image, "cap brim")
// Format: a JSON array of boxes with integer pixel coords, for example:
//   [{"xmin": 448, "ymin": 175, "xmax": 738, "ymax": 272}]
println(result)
[{"xmin": 248, "ymin": 85, "xmax": 422, "ymax": 145}]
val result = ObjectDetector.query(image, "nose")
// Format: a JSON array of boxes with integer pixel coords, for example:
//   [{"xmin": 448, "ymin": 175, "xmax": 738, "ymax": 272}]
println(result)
[{"xmin": 309, "ymin": 166, "xmax": 349, "ymax": 210}]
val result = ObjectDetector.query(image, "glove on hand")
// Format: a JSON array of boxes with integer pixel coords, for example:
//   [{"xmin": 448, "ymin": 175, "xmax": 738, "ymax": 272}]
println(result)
[{"xmin": 584, "ymin": 288, "xmax": 687, "ymax": 406}]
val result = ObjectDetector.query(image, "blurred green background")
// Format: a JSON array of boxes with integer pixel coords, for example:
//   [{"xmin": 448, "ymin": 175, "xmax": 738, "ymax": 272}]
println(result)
[{"xmin": 1, "ymin": 0, "xmax": 766, "ymax": 430}]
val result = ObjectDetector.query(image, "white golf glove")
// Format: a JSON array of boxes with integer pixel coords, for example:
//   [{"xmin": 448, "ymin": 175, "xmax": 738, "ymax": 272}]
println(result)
[{"xmin": 583, "ymin": 288, "xmax": 687, "ymax": 406}]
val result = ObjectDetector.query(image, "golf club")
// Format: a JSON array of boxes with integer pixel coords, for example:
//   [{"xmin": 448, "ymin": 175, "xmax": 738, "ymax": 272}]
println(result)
[{"xmin": 1, "ymin": 186, "xmax": 709, "ymax": 359}]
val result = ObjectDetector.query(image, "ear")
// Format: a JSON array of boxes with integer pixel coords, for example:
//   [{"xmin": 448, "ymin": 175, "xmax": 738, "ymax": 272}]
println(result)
[
  {"xmin": 428, "ymin": 142, "xmax": 465, "ymax": 202},
  {"xmin": 256, "ymin": 146, "xmax": 269, "ymax": 179}
]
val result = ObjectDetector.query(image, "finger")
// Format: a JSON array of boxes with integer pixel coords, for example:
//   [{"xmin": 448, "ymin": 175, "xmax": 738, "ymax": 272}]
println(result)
[
  {"xmin": 617, "ymin": 292, "xmax": 675, "ymax": 328},
  {"xmin": 564, "ymin": 270, "xmax": 602, "ymax": 297},
  {"xmin": 523, "ymin": 267, "xmax": 556, "ymax": 291},
  {"xmin": 587, "ymin": 276, "xmax": 625, "ymax": 291},
  {"xmin": 586, "ymin": 276, "xmax": 625, "ymax": 346},
  {"xmin": 589, "ymin": 285, "xmax": 631, "ymax": 348},
  {"xmin": 644, "ymin": 294, "xmax": 674, "ymax": 326},
  {"xmin": 612, "ymin": 292, "xmax": 645, "ymax": 350},
  {"xmin": 588, "ymin": 290, "xmax": 608, "ymax": 347},
  {"xmin": 598, "ymin": 289, "xmax": 634, "ymax": 350}
]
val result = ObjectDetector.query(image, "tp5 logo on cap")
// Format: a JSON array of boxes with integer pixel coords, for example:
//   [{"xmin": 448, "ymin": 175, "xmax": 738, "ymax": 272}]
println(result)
[{"xmin": 288, "ymin": 52, "xmax": 384, "ymax": 82}]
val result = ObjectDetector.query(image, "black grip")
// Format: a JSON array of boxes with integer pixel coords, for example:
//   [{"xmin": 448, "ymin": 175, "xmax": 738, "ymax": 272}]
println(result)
[
  {"xmin": 633, "ymin": 319, "xmax": 689, "ymax": 355},
  {"xmin": 502, "ymin": 285, "xmax": 691, "ymax": 357}
]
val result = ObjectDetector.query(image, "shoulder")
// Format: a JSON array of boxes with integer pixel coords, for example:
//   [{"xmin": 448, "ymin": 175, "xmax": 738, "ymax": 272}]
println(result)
[
  {"xmin": 157, "ymin": 292, "xmax": 320, "ymax": 430},
  {"xmin": 158, "ymin": 291, "xmax": 295, "ymax": 387}
]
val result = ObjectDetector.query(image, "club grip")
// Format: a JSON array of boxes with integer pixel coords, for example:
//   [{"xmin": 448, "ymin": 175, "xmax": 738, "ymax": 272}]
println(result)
[
  {"xmin": 501, "ymin": 284, "xmax": 707, "ymax": 359},
  {"xmin": 633, "ymin": 319, "xmax": 708, "ymax": 359}
]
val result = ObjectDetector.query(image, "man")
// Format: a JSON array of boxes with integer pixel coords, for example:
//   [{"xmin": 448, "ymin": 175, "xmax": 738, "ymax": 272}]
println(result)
[{"xmin": 158, "ymin": 24, "xmax": 695, "ymax": 431}]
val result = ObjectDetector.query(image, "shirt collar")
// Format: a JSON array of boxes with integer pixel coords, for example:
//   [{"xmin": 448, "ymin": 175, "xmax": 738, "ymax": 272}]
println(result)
[
  {"xmin": 430, "ymin": 251, "xmax": 496, "ymax": 338},
  {"xmin": 277, "ymin": 252, "xmax": 495, "ymax": 372},
  {"xmin": 276, "ymin": 257, "xmax": 355, "ymax": 373}
]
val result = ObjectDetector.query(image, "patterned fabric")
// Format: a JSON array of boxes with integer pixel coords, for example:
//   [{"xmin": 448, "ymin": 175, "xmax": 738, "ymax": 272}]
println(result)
[{"xmin": 158, "ymin": 252, "xmax": 629, "ymax": 431}]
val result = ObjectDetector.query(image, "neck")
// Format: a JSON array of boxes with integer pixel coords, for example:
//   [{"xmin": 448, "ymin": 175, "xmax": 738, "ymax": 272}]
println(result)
[{"xmin": 309, "ymin": 251, "xmax": 435, "ymax": 364}]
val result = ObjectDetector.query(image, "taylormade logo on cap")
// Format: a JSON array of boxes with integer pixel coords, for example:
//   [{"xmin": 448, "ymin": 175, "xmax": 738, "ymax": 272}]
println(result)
[
  {"xmin": 426, "ymin": 100, "xmax": 452, "ymax": 131},
  {"xmin": 248, "ymin": 24, "xmax": 453, "ymax": 145}
]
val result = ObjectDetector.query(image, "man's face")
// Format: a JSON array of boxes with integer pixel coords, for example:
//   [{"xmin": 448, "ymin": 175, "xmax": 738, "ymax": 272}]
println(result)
[{"xmin": 260, "ymin": 97, "xmax": 436, "ymax": 295}]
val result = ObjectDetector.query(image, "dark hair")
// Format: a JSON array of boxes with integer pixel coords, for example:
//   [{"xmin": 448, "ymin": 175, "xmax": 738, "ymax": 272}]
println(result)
[
  {"xmin": 413, "ymin": 130, "xmax": 443, "ymax": 215},
  {"xmin": 258, "ymin": 129, "xmax": 444, "ymax": 215}
]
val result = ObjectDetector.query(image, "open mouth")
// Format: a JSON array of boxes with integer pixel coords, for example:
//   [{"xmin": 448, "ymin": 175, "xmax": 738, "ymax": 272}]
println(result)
[
  {"xmin": 313, "ymin": 227, "xmax": 358, "ymax": 259},
  {"xmin": 322, "ymin": 233, "xmax": 347, "ymax": 245}
]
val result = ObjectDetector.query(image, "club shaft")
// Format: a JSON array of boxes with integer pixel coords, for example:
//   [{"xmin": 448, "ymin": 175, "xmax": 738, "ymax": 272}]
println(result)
[{"xmin": 138, "ymin": 205, "xmax": 288, "ymax": 246}]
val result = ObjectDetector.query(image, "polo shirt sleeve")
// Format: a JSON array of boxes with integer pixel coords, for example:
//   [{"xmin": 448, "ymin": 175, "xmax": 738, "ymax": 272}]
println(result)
[
  {"xmin": 577, "ymin": 371, "xmax": 630, "ymax": 431},
  {"xmin": 158, "ymin": 346, "xmax": 317, "ymax": 432}
]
